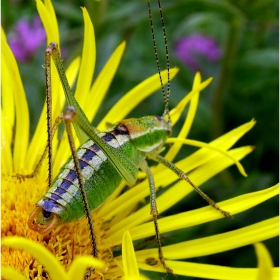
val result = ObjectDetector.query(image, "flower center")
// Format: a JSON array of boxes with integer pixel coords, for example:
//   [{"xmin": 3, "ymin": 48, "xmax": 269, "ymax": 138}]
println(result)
[{"xmin": 1, "ymin": 175, "xmax": 122, "ymax": 279}]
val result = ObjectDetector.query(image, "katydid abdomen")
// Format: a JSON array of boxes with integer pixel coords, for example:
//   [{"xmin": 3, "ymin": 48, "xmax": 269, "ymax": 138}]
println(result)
[{"xmin": 28, "ymin": 115, "xmax": 170, "ymax": 234}]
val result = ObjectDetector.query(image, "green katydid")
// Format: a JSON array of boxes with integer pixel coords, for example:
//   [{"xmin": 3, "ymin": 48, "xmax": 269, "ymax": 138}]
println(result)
[{"xmin": 24, "ymin": 0, "xmax": 234, "ymax": 278}]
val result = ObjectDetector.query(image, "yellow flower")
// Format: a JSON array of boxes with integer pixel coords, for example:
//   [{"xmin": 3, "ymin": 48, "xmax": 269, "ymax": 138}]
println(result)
[{"xmin": 2, "ymin": 0, "xmax": 279, "ymax": 279}]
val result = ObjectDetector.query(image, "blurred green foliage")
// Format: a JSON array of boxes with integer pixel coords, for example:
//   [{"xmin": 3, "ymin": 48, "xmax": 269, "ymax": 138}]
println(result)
[{"xmin": 2, "ymin": 0, "xmax": 278, "ymax": 279}]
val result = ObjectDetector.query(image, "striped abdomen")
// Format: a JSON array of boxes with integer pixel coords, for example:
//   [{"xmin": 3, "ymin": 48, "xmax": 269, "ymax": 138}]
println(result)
[
  {"xmin": 29, "ymin": 115, "xmax": 170, "ymax": 232},
  {"xmin": 37, "ymin": 127, "xmax": 139, "ymax": 224}
]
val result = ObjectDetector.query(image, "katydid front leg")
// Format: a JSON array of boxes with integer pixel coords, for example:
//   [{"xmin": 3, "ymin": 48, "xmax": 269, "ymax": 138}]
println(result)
[{"xmin": 140, "ymin": 160, "xmax": 176, "ymax": 278}]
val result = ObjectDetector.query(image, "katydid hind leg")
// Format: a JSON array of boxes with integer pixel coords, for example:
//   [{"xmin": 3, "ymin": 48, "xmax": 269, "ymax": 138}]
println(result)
[
  {"xmin": 63, "ymin": 106, "xmax": 98, "ymax": 278},
  {"xmin": 47, "ymin": 42, "xmax": 139, "ymax": 187},
  {"xmin": 46, "ymin": 41, "xmax": 98, "ymax": 275}
]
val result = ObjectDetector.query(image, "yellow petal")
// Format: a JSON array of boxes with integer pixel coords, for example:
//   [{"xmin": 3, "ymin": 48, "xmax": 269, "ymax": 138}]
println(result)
[
  {"xmin": 2, "ymin": 59, "xmax": 14, "ymax": 174},
  {"xmin": 2, "ymin": 236, "xmax": 66, "ymax": 280},
  {"xmin": 1, "ymin": 110, "xmax": 13, "ymax": 174},
  {"xmin": 154, "ymin": 119, "xmax": 255, "ymax": 191},
  {"xmin": 165, "ymin": 119, "xmax": 255, "ymax": 178},
  {"xmin": 169, "ymin": 75, "xmax": 212, "ymax": 125},
  {"xmin": 34, "ymin": 0, "xmax": 62, "ymax": 174},
  {"xmin": 67, "ymin": 255, "xmax": 104, "ymax": 280},
  {"xmin": 87, "ymin": 42, "xmax": 126, "ymax": 123},
  {"xmin": 2, "ymin": 59, "xmax": 15, "ymax": 134},
  {"xmin": 167, "ymin": 137, "xmax": 247, "ymax": 176},
  {"xmin": 36, "ymin": 0, "xmax": 62, "ymax": 123},
  {"xmin": 171, "ymin": 119, "xmax": 256, "ymax": 176},
  {"xmin": 254, "ymin": 243, "xmax": 274, "ymax": 280},
  {"xmin": 2, "ymin": 27, "xmax": 7, "ymax": 41},
  {"xmin": 75, "ymin": 7, "xmax": 96, "ymax": 110},
  {"xmin": 2, "ymin": 34, "xmax": 29, "ymax": 172},
  {"xmin": 135, "ymin": 216, "xmax": 278, "ymax": 260},
  {"xmin": 98, "ymin": 68, "xmax": 179, "ymax": 130},
  {"xmin": 26, "ymin": 57, "xmax": 80, "ymax": 173},
  {"xmin": 122, "ymin": 230, "xmax": 140, "ymax": 277},
  {"xmin": 138, "ymin": 260, "xmax": 279, "ymax": 280},
  {"xmin": 121, "ymin": 184, "xmax": 279, "ymax": 242},
  {"xmin": 164, "ymin": 72, "xmax": 202, "ymax": 162},
  {"xmin": 1, "ymin": 266, "xmax": 28, "ymax": 280},
  {"xmin": 36, "ymin": 0, "xmax": 59, "ymax": 44},
  {"xmin": 45, "ymin": 0, "xmax": 59, "ymax": 43}
]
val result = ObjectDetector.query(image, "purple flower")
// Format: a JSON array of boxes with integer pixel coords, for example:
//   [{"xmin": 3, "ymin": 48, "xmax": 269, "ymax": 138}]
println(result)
[
  {"xmin": 174, "ymin": 34, "xmax": 222, "ymax": 71},
  {"xmin": 8, "ymin": 16, "xmax": 46, "ymax": 62}
]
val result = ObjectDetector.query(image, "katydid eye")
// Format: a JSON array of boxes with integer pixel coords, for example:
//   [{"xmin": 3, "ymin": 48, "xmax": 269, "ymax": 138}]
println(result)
[{"xmin": 42, "ymin": 210, "xmax": 53, "ymax": 220}]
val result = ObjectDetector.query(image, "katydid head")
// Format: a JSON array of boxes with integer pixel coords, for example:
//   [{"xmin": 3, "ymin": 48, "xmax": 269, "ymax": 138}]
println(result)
[
  {"xmin": 28, "ymin": 207, "xmax": 60, "ymax": 235},
  {"xmin": 118, "ymin": 115, "xmax": 172, "ymax": 152}
]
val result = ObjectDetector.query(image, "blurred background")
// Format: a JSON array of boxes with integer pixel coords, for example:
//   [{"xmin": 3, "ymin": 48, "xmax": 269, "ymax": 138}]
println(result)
[{"xmin": 2, "ymin": 0, "xmax": 279, "ymax": 279}]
